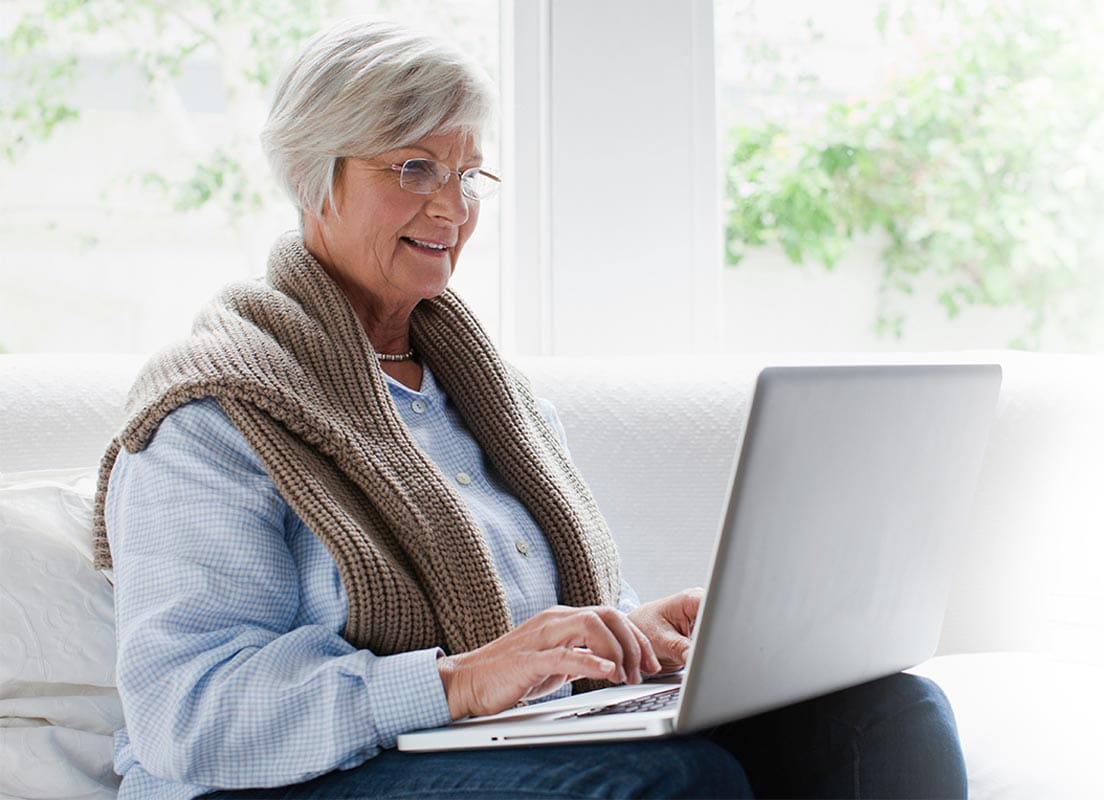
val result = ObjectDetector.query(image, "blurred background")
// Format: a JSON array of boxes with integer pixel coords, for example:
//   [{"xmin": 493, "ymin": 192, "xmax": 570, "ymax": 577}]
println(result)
[{"xmin": 1, "ymin": 0, "xmax": 1101, "ymax": 355}]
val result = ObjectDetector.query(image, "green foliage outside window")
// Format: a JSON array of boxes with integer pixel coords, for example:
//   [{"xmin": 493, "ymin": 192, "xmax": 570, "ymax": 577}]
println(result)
[
  {"xmin": 724, "ymin": 0, "xmax": 1104, "ymax": 348},
  {"xmin": 0, "ymin": 0, "xmax": 495, "ymax": 227},
  {"xmin": 0, "ymin": 0, "xmax": 499, "ymax": 354},
  {"xmin": 0, "ymin": 0, "xmax": 345, "ymax": 228}
]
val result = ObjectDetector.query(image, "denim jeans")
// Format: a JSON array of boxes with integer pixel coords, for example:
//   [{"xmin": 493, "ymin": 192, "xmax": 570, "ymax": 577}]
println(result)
[{"xmin": 206, "ymin": 673, "xmax": 966, "ymax": 799}]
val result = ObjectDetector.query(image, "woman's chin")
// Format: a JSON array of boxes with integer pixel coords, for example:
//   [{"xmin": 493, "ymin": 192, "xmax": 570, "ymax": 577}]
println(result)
[
  {"xmin": 404, "ymin": 274, "xmax": 454, "ymax": 303},
  {"xmin": 399, "ymin": 257, "xmax": 456, "ymax": 298}
]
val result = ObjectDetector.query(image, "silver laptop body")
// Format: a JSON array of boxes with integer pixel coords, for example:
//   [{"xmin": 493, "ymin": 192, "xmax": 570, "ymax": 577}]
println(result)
[{"xmin": 397, "ymin": 364, "xmax": 1002, "ymax": 752}]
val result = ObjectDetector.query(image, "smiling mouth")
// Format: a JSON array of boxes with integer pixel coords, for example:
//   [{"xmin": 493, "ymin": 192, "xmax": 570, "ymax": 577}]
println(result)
[{"xmin": 403, "ymin": 236, "xmax": 450, "ymax": 252}]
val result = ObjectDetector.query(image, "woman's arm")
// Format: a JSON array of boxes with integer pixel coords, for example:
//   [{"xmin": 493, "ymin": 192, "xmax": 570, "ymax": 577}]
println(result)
[{"xmin": 107, "ymin": 399, "xmax": 452, "ymax": 788}]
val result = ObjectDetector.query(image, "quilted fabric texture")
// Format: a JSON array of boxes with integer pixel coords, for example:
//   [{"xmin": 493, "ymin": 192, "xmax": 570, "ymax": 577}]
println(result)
[
  {"xmin": 0, "ymin": 354, "xmax": 143, "ymax": 474},
  {"xmin": 0, "ymin": 471, "xmax": 123, "ymax": 799}
]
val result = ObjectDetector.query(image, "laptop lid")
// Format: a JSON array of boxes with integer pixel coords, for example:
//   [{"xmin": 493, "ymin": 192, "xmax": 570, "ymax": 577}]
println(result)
[{"xmin": 677, "ymin": 363, "xmax": 1002, "ymax": 731}]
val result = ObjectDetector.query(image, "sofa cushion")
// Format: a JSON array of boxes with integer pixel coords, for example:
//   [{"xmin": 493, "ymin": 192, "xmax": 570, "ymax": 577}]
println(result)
[{"xmin": 0, "ymin": 470, "xmax": 122, "ymax": 799}]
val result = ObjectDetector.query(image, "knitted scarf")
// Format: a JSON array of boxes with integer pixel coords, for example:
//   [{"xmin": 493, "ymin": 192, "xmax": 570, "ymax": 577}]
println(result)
[{"xmin": 92, "ymin": 232, "xmax": 621, "ymax": 657}]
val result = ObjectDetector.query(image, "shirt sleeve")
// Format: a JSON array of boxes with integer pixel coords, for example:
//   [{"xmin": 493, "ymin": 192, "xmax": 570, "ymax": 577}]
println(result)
[
  {"xmin": 534, "ymin": 396, "xmax": 641, "ymax": 614},
  {"xmin": 106, "ymin": 399, "xmax": 452, "ymax": 789}
]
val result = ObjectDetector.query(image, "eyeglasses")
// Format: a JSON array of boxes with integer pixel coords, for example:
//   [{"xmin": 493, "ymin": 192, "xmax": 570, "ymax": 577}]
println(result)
[{"xmin": 381, "ymin": 158, "xmax": 501, "ymax": 201}]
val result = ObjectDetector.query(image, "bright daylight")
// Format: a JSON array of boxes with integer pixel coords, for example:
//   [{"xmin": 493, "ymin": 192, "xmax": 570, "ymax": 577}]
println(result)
[{"xmin": 1, "ymin": 2, "xmax": 1101, "ymax": 800}]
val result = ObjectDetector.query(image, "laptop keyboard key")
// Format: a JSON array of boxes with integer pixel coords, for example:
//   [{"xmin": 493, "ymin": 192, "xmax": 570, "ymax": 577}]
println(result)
[{"xmin": 573, "ymin": 687, "xmax": 681, "ymax": 717}]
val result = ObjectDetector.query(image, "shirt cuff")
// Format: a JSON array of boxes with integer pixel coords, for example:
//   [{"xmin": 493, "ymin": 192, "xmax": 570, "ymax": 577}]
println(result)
[
  {"xmin": 617, "ymin": 578, "xmax": 642, "ymax": 615},
  {"xmin": 364, "ymin": 647, "xmax": 453, "ymax": 748}
]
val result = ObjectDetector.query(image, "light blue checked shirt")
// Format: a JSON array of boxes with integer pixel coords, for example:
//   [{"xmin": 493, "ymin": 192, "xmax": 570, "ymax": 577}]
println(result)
[{"xmin": 106, "ymin": 366, "xmax": 639, "ymax": 799}]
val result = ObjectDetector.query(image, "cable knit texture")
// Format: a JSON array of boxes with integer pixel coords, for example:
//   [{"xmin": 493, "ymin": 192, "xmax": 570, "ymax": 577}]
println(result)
[{"xmin": 92, "ymin": 232, "xmax": 621, "ymax": 657}]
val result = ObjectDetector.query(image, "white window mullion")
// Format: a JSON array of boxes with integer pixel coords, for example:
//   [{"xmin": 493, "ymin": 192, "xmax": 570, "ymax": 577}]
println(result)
[
  {"xmin": 499, "ymin": 0, "xmax": 554, "ymax": 356},
  {"xmin": 502, "ymin": 0, "xmax": 720, "ymax": 356},
  {"xmin": 689, "ymin": 0, "xmax": 724, "ymax": 351}
]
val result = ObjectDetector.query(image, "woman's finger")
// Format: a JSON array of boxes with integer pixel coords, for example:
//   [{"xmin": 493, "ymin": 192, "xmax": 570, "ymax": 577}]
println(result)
[
  {"xmin": 530, "ymin": 646, "xmax": 619, "ymax": 684},
  {"xmin": 572, "ymin": 606, "xmax": 659, "ymax": 684},
  {"xmin": 591, "ymin": 607, "xmax": 645, "ymax": 682},
  {"xmin": 630, "ymin": 618, "xmax": 662, "ymax": 676},
  {"xmin": 558, "ymin": 608, "xmax": 628, "ymax": 682}
]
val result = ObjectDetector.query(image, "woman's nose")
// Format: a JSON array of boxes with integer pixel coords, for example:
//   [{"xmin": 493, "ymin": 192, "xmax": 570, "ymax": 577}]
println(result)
[{"xmin": 426, "ymin": 175, "xmax": 470, "ymax": 225}]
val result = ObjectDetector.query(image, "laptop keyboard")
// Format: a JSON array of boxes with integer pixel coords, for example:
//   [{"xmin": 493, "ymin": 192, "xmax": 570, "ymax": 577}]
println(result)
[{"xmin": 573, "ymin": 687, "xmax": 681, "ymax": 717}]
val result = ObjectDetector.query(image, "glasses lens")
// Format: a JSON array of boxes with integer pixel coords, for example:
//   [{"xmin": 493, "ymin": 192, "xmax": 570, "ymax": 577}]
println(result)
[
  {"xmin": 460, "ymin": 168, "xmax": 502, "ymax": 200},
  {"xmin": 400, "ymin": 159, "xmax": 447, "ymax": 194}
]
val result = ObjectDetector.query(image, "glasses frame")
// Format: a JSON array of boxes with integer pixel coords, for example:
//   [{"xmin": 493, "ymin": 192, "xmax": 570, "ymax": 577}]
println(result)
[{"xmin": 381, "ymin": 158, "xmax": 501, "ymax": 201}]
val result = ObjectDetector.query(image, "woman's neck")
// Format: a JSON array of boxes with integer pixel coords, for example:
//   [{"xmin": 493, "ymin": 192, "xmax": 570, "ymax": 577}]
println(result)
[{"xmin": 381, "ymin": 360, "xmax": 423, "ymax": 391}]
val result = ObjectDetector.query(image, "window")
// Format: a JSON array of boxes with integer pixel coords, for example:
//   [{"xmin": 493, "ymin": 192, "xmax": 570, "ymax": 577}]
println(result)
[
  {"xmin": 0, "ymin": 0, "xmax": 501, "ymax": 354},
  {"xmin": 715, "ymin": 0, "xmax": 1104, "ymax": 353},
  {"xmin": 9, "ymin": 1, "xmax": 1097, "ymax": 358}
]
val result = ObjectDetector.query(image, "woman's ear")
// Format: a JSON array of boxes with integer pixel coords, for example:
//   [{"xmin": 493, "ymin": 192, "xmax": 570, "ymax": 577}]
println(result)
[
  {"xmin": 301, "ymin": 193, "xmax": 337, "ymax": 236},
  {"xmin": 299, "ymin": 188, "xmax": 335, "ymax": 249}
]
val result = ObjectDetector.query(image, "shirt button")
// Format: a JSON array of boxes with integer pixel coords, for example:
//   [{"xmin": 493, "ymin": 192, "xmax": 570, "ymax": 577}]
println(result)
[
  {"xmin": 411, "ymin": 399, "xmax": 427, "ymax": 414},
  {"xmin": 515, "ymin": 540, "xmax": 530, "ymax": 556},
  {"xmin": 455, "ymin": 472, "xmax": 472, "ymax": 486}
]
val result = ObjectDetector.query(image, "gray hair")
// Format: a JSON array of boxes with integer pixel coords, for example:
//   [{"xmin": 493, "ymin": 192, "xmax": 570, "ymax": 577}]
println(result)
[{"xmin": 261, "ymin": 18, "xmax": 496, "ymax": 218}]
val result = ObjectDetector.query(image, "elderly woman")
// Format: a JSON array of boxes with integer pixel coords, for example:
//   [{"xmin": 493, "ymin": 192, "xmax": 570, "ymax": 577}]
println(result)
[{"xmin": 95, "ymin": 18, "xmax": 967, "ymax": 800}]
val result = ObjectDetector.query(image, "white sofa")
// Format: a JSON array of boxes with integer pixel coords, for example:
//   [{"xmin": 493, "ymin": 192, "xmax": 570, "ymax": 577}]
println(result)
[{"xmin": 1, "ymin": 350, "xmax": 1102, "ymax": 799}]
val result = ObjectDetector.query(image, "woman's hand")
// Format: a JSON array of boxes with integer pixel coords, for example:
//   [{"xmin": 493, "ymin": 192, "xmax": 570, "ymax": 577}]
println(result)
[
  {"xmin": 627, "ymin": 587, "xmax": 704, "ymax": 674},
  {"xmin": 436, "ymin": 605, "xmax": 661, "ymax": 719}
]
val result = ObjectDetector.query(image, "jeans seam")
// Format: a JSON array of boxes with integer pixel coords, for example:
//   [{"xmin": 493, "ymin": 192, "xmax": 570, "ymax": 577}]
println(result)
[
  {"xmin": 851, "ymin": 733, "xmax": 863, "ymax": 800},
  {"xmin": 837, "ymin": 690, "xmax": 935, "ymax": 800}
]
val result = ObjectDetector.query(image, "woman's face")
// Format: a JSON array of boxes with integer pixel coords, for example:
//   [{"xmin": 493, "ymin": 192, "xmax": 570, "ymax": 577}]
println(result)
[{"xmin": 311, "ymin": 128, "xmax": 483, "ymax": 314}]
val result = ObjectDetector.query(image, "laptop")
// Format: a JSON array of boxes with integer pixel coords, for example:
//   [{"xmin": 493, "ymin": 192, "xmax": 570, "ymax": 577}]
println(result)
[{"xmin": 397, "ymin": 363, "xmax": 1002, "ymax": 751}]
